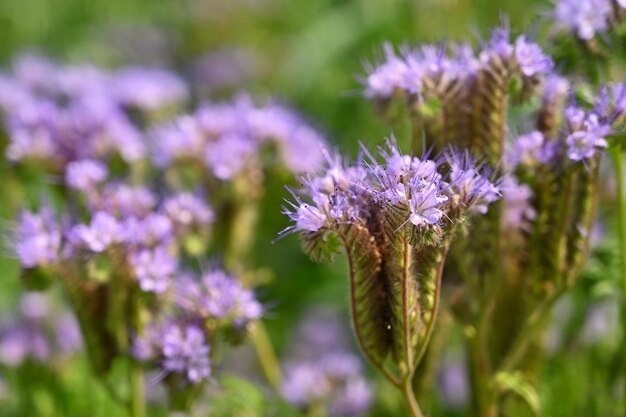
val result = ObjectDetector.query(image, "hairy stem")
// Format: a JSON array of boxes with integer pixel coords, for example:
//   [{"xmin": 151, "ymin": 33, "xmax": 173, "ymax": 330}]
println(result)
[
  {"xmin": 610, "ymin": 146, "xmax": 626, "ymax": 403},
  {"xmin": 401, "ymin": 378, "xmax": 424, "ymax": 417}
]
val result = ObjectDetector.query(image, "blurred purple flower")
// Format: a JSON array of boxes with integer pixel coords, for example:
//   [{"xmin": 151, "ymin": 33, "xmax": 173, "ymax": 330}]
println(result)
[
  {"xmin": 566, "ymin": 114, "xmax": 610, "ymax": 161},
  {"xmin": 502, "ymin": 176, "xmax": 536, "ymax": 231},
  {"xmin": 161, "ymin": 323, "xmax": 211, "ymax": 383},
  {"xmin": 65, "ymin": 159, "xmax": 108, "ymax": 192},
  {"xmin": 112, "ymin": 67, "xmax": 188, "ymax": 111},
  {"xmin": 55, "ymin": 313, "xmax": 82, "ymax": 355},
  {"xmin": 14, "ymin": 207, "xmax": 62, "ymax": 268},
  {"xmin": 204, "ymin": 134, "xmax": 256, "ymax": 180},
  {"xmin": 68, "ymin": 212, "xmax": 123, "ymax": 253},
  {"xmin": 365, "ymin": 43, "xmax": 410, "ymax": 99},
  {"xmin": 164, "ymin": 193, "xmax": 214, "ymax": 233},
  {"xmin": 130, "ymin": 246, "xmax": 177, "ymax": 293},
  {"xmin": 554, "ymin": 0, "xmax": 611, "ymax": 40},
  {"xmin": 151, "ymin": 115, "xmax": 205, "ymax": 167},
  {"xmin": 176, "ymin": 270, "xmax": 262, "ymax": 326},
  {"xmin": 514, "ymin": 36, "xmax": 554, "ymax": 77}
]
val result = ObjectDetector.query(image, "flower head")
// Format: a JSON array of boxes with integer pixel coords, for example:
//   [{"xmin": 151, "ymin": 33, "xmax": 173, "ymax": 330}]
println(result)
[
  {"xmin": 554, "ymin": 0, "xmax": 611, "ymax": 40},
  {"xmin": 514, "ymin": 36, "xmax": 554, "ymax": 77},
  {"xmin": 566, "ymin": 113, "xmax": 610, "ymax": 161},
  {"xmin": 13, "ymin": 207, "xmax": 62, "ymax": 268}
]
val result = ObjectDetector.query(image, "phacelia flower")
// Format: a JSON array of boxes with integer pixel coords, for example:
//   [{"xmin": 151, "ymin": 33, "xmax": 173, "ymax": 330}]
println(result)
[
  {"xmin": 507, "ymin": 131, "xmax": 555, "ymax": 167},
  {"xmin": 514, "ymin": 36, "xmax": 554, "ymax": 77},
  {"xmin": 161, "ymin": 324, "xmax": 211, "ymax": 383},
  {"xmin": 164, "ymin": 193, "xmax": 214, "ymax": 233},
  {"xmin": 112, "ymin": 67, "xmax": 188, "ymax": 111},
  {"xmin": 130, "ymin": 246, "xmax": 177, "ymax": 293},
  {"xmin": 566, "ymin": 114, "xmax": 610, "ymax": 161},
  {"xmin": 65, "ymin": 159, "xmax": 108, "ymax": 192},
  {"xmin": 176, "ymin": 270, "xmax": 262, "ymax": 326},
  {"xmin": 554, "ymin": 0, "xmax": 611, "ymax": 40},
  {"xmin": 501, "ymin": 176, "xmax": 536, "ymax": 231},
  {"xmin": 364, "ymin": 43, "xmax": 410, "ymax": 99},
  {"xmin": 13, "ymin": 207, "xmax": 62, "ymax": 268},
  {"xmin": 68, "ymin": 212, "xmax": 122, "ymax": 253},
  {"xmin": 204, "ymin": 133, "xmax": 256, "ymax": 180}
]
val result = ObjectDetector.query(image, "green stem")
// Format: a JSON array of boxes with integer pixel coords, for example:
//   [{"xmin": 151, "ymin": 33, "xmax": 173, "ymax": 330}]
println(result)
[
  {"xmin": 610, "ymin": 146, "xmax": 626, "ymax": 403},
  {"xmin": 401, "ymin": 378, "xmax": 424, "ymax": 417},
  {"xmin": 249, "ymin": 321, "xmax": 282, "ymax": 393},
  {"xmin": 467, "ymin": 327, "xmax": 495, "ymax": 417},
  {"xmin": 129, "ymin": 284, "xmax": 146, "ymax": 417},
  {"xmin": 130, "ymin": 365, "xmax": 146, "ymax": 417}
]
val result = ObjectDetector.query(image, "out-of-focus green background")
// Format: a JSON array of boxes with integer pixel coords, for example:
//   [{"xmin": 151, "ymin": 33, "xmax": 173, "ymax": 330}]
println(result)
[{"xmin": 1, "ymin": 1, "xmax": 621, "ymax": 416}]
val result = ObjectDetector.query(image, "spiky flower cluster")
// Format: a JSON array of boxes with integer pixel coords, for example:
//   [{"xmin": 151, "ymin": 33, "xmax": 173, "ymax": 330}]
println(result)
[
  {"xmin": 151, "ymin": 94, "xmax": 326, "ymax": 180},
  {"xmin": 0, "ymin": 54, "xmax": 326, "ymax": 180},
  {"xmin": 0, "ymin": 54, "xmax": 186, "ymax": 167},
  {"xmin": 553, "ymin": 0, "xmax": 625, "ymax": 40},
  {"xmin": 364, "ymin": 27, "xmax": 553, "ymax": 102},
  {"xmin": 281, "ymin": 139, "xmax": 500, "ymax": 386},
  {"xmin": 283, "ymin": 140, "xmax": 500, "ymax": 240}
]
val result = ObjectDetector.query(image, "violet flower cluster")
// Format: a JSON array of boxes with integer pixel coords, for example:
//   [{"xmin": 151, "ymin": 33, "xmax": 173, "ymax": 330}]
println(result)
[
  {"xmin": 364, "ymin": 27, "xmax": 553, "ymax": 102},
  {"xmin": 281, "ymin": 308, "xmax": 373, "ymax": 417},
  {"xmin": 133, "ymin": 269, "xmax": 262, "ymax": 384},
  {"xmin": 0, "ymin": 54, "xmax": 187, "ymax": 168},
  {"xmin": 151, "ymin": 94, "xmax": 327, "ymax": 180},
  {"xmin": 553, "ymin": 0, "xmax": 626, "ymax": 40},
  {"xmin": 282, "ymin": 139, "xmax": 500, "ymax": 239},
  {"xmin": 0, "ymin": 292, "xmax": 81, "ymax": 368}
]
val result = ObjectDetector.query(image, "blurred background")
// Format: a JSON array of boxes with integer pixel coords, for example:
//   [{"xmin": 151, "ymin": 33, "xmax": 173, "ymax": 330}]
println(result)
[{"xmin": 0, "ymin": 0, "xmax": 622, "ymax": 416}]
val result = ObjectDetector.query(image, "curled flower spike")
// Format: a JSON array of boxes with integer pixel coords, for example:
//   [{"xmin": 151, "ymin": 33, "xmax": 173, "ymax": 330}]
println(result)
[{"xmin": 280, "ymin": 138, "xmax": 500, "ymax": 406}]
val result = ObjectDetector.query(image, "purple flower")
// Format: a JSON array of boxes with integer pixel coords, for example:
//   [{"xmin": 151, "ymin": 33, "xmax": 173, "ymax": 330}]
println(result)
[
  {"xmin": 19, "ymin": 292, "xmax": 51, "ymax": 321},
  {"xmin": 286, "ymin": 203, "xmax": 328, "ymax": 232},
  {"xmin": 65, "ymin": 159, "xmax": 108, "ymax": 192},
  {"xmin": 438, "ymin": 353, "xmax": 469, "ymax": 408},
  {"xmin": 566, "ymin": 114, "xmax": 610, "ymax": 161},
  {"xmin": 14, "ymin": 207, "xmax": 62, "ymax": 268},
  {"xmin": 97, "ymin": 183, "xmax": 156, "ymax": 219},
  {"xmin": 365, "ymin": 43, "xmax": 410, "ymax": 98},
  {"xmin": 507, "ymin": 131, "xmax": 555, "ymax": 167},
  {"xmin": 151, "ymin": 115, "xmax": 205, "ymax": 167},
  {"xmin": 164, "ymin": 193, "xmax": 214, "ymax": 232},
  {"xmin": 554, "ymin": 0, "xmax": 611, "ymax": 40},
  {"xmin": 281, "ymin": 312, "xmax": 372, "ymax": 417},
  {"xmin": 514, "ymin": 36, "xmax": 553, "ymax": 77},
  {"xmin": 543, "ymin": 74, "xmax": 570, "ymax": 105},
  {"xmin": 161, "ymin": 324, "xmax": 211, "ymax": 383},
  {"xmin": 68, "ymin": 212, "xmax": 122, "ymax": 253},
  {"xmin": 501, "ymin": 176, "xmax": 536, "ymax": 231},
  {"xmin": 112, "ymin": 67, "xmax": 188, "ymax": 111},
  {"xmin": 125, "ymin": 214, "xmax": 173, "ymax": 247},
  {"xmin": 55, "ymin": 313, "xmax": 82, "ymax": 355},
  {"xmin": 176, "ymin": 270, "xmax": 262, "ymax": 325},
  {"xmin": 0, "ymin": 325, "xmax": 49, "ymax": 367},
  {"xmin": 130, "ymin": 246, "xmax": 177, "ymax": 293},
  {"xmin": 329, "ymin": 377, "xmax": 373, "ymax": 417},
  {"xmin": 204, "ymin": 134, "xmax": 256, "ymax": 180},
  {"xmin": 5, "ymin": 99, "xmax": 60, "ymax": 162},
  {"xmin": 447, "ymin": 151, "xmax": 501, "ymax": 214},
  {"xmin": 408, "ymin": 182, "xmax": 448, "ymax": 226},
  {"xmin": 480, "ymin": 26, "xmax": 514, "ymax": 61}
]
